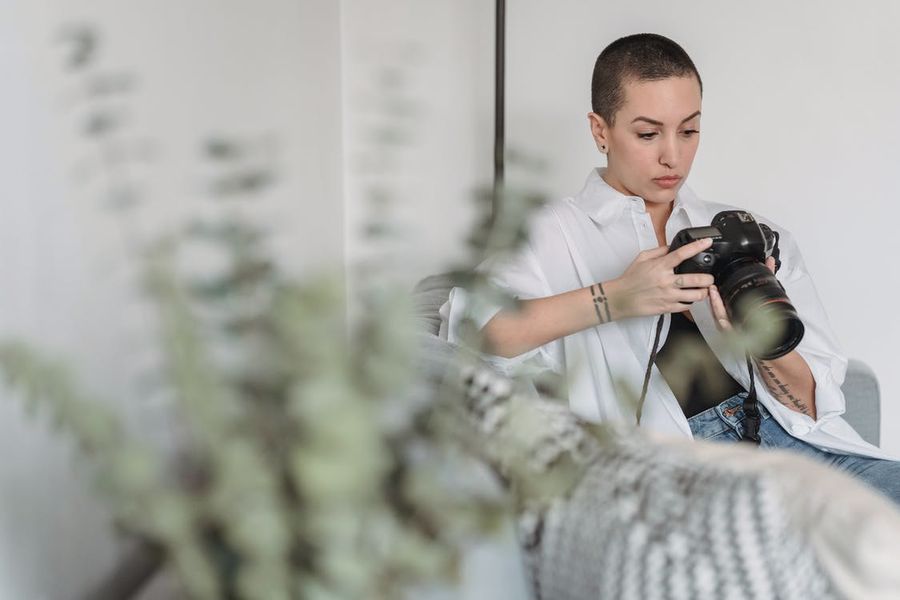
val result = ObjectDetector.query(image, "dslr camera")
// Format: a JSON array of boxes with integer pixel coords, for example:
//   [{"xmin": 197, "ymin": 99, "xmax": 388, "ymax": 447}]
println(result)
[{"xmin": 669, "ymin": 210, "xmax": 804, "ymax": 360}]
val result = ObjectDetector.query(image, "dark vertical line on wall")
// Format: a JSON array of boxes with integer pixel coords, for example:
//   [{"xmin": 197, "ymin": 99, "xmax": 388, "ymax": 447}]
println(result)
[{"xmin": 493, "ymin": 0, "xmax": 506, "ymax": 218}]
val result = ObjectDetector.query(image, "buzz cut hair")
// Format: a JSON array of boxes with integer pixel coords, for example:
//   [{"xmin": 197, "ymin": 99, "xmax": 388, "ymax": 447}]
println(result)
[{"xmin": 591, "ymin": 33, "xmax": 703, "ymax": 127}]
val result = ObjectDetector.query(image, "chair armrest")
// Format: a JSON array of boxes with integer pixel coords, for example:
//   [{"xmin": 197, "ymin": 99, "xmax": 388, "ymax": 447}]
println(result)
[{"xmin": 841, "ymin": 358, "xmax": 881, "ymax": 447}]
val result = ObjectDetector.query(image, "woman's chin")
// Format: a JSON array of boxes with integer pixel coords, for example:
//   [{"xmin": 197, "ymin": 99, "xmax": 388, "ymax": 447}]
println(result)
[{"xmin": 646, "ymin": 190, "xmax": 677, "ymax": 204}]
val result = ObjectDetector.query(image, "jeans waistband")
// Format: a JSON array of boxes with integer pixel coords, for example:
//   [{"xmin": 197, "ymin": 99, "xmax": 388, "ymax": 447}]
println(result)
[{"xmin": 687, "ymin": 391, "xmax": 771, "ymax": 440}]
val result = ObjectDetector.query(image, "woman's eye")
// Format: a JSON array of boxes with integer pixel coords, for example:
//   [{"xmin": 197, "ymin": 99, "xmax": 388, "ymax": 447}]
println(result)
[{"xmin": 637, "ymin": 130, "xmax": 699, "ymax": 140}]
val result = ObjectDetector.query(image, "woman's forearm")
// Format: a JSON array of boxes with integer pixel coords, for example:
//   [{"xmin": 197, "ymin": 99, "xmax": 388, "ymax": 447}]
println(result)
[
  {"xmin": 755, "ymin": 351, "xmax": 817, "ymax": 420},
  {"xmin": 480, "ymin": 240, "xmax": 715, "ymax": 360},
  {"xmin": 481, "ymin": 281, "xmax": 620, "ymax": 359}
]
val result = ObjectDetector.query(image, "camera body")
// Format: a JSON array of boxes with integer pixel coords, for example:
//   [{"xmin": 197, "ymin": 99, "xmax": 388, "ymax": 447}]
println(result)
[
  {"xmin": 669, "ymin": 210, "xmax": 803, "ymax": 359},
  {"xmin": 669, "ymin": 210, "xmax": 780, "ymax": 277}
]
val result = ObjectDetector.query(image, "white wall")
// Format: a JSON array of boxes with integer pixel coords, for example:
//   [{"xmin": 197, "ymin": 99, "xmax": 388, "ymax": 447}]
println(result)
[
  {"xmin": 0, "ymin": 1, "xmax": 344, "ymax": 597},
  {"xmin": 500, "ymin": 0, "xmax": 900, "ymax": 455},
  {"xmin": 341, "ymin": 0, "xmax": 495, "ymax": 293},
  {"xmin": 0, "ymin": 4, "xmax": 120, "ymax": 598},
  {"xmin": 340, "ymin": 3, "xmax": 530, "ymax": 599}
]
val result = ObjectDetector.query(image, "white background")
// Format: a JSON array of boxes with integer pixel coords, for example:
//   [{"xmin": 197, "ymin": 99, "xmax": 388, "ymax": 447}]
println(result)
[
  {"xmin": 1, "ymin": 0, "xmax": 898, "ymax": 597},
  {"xmin": 0, "ymin": 0, "xmax": 346, "ymax": 597}
]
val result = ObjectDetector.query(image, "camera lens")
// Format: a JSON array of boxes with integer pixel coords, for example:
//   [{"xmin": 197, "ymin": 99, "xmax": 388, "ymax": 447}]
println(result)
[{"xmin": 717, "ymin": 261, "xmax": 805, "ymax": 359}]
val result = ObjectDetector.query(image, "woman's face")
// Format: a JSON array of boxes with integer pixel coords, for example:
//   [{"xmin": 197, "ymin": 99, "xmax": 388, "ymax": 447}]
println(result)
[{"xmin": 588, "ymin": 75, "xmax": 702, "ymax": 207}]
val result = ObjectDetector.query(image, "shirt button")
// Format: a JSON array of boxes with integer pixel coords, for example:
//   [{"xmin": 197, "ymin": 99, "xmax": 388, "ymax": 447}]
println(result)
[{"xmin": 790, "ymin": 423, "xmax": 811, "ymax": 436}]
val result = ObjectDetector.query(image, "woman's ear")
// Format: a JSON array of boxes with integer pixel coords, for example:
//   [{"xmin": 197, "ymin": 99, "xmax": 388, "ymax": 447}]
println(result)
[{"xmin": 587, "ymin": 112, "xmax": 609, "ymax": 152}]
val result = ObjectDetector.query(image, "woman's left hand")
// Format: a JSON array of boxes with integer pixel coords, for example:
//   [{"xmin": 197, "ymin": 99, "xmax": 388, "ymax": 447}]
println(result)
[{"xmin": 709, "ymin": 256, "xmax": 777, "ymax": 332}]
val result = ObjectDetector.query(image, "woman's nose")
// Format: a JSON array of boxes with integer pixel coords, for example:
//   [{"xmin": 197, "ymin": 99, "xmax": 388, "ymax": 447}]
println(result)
[{"xmin": 659, "ymin": 134, "xmax": 679, "ymax": 168}]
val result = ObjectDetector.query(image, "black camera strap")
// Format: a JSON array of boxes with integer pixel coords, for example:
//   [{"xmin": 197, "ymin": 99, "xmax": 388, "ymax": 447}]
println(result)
[
  {"xmin": 742, "ymin": 352, "xmax": 762, "ymax": 445},
  {"xmin": 637, "ymin": 314, "xmax": 762, "ymax": 446},
  {"xmin": 636, "ymin": 315, "xmax": 666, "ymax": 425}
]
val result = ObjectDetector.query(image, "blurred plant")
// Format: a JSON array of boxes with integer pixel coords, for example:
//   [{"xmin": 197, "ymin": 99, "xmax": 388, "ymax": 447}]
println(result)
[
  {"xmin": 0, "ymin": 21, "xmax": 533, "ymax": 600},
  {"xmin": 0, "ymin": 213, "xmax": 520, "ymax": 599},
  {"xmin": 57, "ymin": 23, "xmax": 152, "ymax": 227}
]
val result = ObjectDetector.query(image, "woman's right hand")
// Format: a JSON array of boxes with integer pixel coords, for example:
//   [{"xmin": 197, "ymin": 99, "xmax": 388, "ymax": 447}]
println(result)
[{"xmin": 605, "ymin": 237, "xmax": 716, "ymax": 320}]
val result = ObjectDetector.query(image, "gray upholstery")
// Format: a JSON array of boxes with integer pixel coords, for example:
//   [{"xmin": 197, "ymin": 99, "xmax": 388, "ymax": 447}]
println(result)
[
  {"xmin": 843, "ymin": 359, "xmax": 881, "ymax": 446},
  {"xmin": 411, "ymin": 273, "xmax": 456, "ymax": 337},
  {"xmin": 411, "ymin": 274, "xmax": 881, "ymax": 447}
]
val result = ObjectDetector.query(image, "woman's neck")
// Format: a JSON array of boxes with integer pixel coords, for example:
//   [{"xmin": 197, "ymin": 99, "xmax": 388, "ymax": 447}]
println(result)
[
  {"xmin": 646, "ymin": 201, "xmax": 674, "ymax": 247},
  {"xmin": 599, "ymin": 170, "xmax": 676, "ymax": 245}
]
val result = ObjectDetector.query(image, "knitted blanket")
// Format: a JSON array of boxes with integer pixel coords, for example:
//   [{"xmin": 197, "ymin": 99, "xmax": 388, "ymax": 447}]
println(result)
[{"xmin": 450, "ymin": 356, "xmax": 900, "ymax": 600}]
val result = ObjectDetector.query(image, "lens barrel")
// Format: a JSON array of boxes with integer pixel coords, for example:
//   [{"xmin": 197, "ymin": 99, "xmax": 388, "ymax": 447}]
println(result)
[{"xmin": 718, "ymin": 261, "xmax": 805, "ymax": 360}]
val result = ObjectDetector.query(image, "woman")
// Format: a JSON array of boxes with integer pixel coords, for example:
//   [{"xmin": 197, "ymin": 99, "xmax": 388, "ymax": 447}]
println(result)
[{"xmin": 439, "ymin": 32, "xmax": 900, "ymax": 504}]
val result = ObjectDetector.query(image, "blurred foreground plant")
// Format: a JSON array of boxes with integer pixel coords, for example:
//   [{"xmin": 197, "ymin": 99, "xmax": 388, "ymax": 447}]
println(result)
[
  {"xmin": 0, "ymin": 22, "xmax": 530, "ymax": 600},
  {"xmin": 0, "ymin": 202, "xmax": 526, "ymax": 599}
]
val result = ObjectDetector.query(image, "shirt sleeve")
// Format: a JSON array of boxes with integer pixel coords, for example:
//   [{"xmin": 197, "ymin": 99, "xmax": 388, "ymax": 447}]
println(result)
[
  {"xmin": 761, "ymin": 222, "xmax": 848, "ymax": 427},
  {"xmin": 438, "ymin": 237, "xmax": 564, "ymax": 379}
]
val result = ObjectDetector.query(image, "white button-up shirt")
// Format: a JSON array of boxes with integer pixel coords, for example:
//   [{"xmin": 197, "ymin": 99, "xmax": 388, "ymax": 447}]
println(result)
[{"xmin": 440, "ymin": 167, "xmax": 898, "ymax": 461}]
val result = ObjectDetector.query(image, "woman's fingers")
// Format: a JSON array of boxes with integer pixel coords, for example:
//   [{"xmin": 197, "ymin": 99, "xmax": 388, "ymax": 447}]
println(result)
[
  {"xmin": 636, "ymin": 245, "xmax": 671, "ymax": 262},
  {"xmin": 709, "ymin": 284, "xmax": 725, "ymax": 314},
  {"xmin": 671, "ymin": 273, "xmax": 715, "ymax": 289},
  {"xmin": 662, "ymin": 237, "xmax": 713, "ymax": 269},
  {"xmin": 671, "ymin": 287, "xmax": 709, "ymax": 303},
  {"xmin": 766, "ymin": 256, "xmax": 777, "ymax": 274},
  {"xmin": 709, "ymin": 284, "xmax": 733, "ymax": 331}
]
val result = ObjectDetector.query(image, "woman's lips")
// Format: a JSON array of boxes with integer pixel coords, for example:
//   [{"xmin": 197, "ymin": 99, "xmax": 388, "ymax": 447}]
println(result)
[{"xmin": 654, "ymin": 177, "xmax": 681, "ymax": 188}]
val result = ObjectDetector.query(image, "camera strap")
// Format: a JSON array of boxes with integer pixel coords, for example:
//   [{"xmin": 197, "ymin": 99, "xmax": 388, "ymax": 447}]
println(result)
[
  {"xmin": 636, "ymin": 315, "xmax": 666, "ymax": 425},
  {"xmin": 742, "ymin": 353, "xmax": 762, "ymax": 445},
  {"xmin": 637, "ymin": 314, "xmax": 762, "ymax": 446}
]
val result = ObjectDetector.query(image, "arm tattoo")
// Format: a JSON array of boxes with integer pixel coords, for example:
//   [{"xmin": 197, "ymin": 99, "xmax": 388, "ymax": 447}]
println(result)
[
  {"xmin": 590, "ymin": 283, "xmax": 612, "ymax": 324},
  {"xmin": 757, "ymin": 360, "xmax": 811, "ymax": 417}
]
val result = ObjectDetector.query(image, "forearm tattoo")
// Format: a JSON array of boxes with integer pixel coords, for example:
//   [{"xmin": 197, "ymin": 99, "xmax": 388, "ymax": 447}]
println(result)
[
  {"xmin": 757, "ymin": 360, "xmax": 812, "ymax": 417},
  {"xmin": 590, "ymin": 283, "xmax": 612, "ymax": 324}
]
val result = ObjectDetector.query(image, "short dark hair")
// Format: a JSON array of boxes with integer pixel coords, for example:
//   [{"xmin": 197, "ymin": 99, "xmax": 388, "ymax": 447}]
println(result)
[{"xmin": 591, "ymin": 33, "xmax": 703, "ymax": 127}]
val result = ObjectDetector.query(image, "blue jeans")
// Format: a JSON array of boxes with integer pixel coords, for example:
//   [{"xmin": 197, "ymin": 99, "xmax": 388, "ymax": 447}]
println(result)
[{"xmin": 688, "ymin": 392, "xmax": 900, "ymax": 507}]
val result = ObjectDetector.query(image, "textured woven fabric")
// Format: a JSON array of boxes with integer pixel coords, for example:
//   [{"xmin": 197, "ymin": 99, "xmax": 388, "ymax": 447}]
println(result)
[
  {"xmin": 454, "ymin": 362, "xmax": 854, "ymax": 600},
  {"xmin": 519, "ymin": 444, "xmax": 836, "ymax": 600}
]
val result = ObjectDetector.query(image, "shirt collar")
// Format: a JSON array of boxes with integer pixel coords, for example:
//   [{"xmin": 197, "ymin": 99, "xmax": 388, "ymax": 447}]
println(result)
[{"xmin": 574, "ymin": 167, "xmax": 704, "ymax": 227}]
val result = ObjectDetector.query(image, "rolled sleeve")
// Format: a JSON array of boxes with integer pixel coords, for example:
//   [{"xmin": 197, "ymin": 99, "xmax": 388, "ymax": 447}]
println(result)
[
  {"xmin": 796, "ymin": 347, "xmax": 847, "ymax": 425},
  {"xmin": 438, "ymin": 241, "xmax": 563, "ymax": 378}
]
